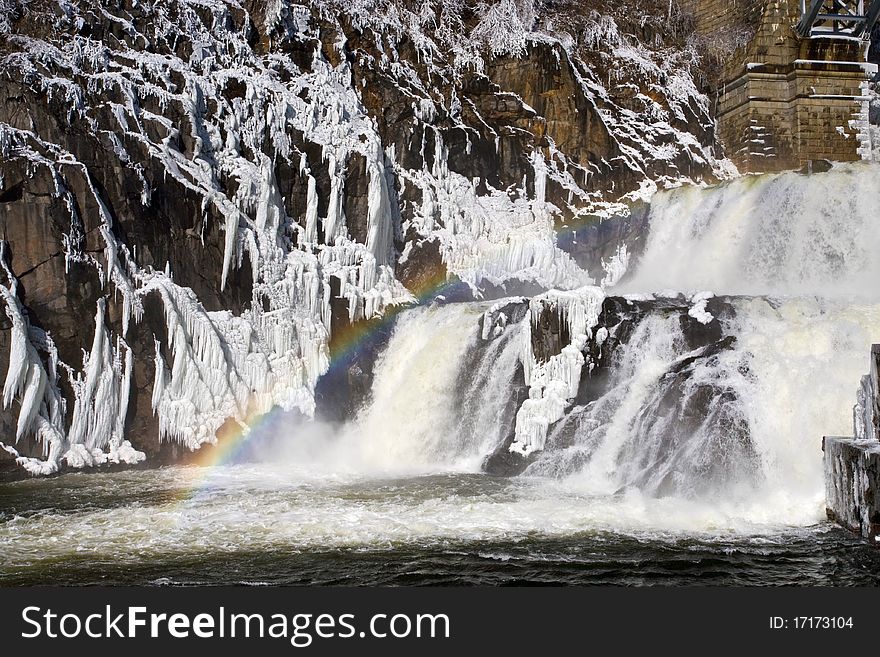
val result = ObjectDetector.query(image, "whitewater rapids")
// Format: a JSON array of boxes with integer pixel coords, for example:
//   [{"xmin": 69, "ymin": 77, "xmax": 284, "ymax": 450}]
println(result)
[{"xmin": 2, "ymin": 163, "xmax": 880, "ymax": 582}]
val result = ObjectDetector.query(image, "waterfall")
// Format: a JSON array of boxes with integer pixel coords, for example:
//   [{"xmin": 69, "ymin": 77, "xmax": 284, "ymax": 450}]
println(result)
[
  {"xmin": 525, "ymin": 312, "xmax": 758, "ymax": 498},
  {"xmin": 554, "ymin": 164, "xmax": 880, "ymax": 513},
  {"xmin": 332, "ymin": 302, "xmax": 525, "ymax": 473},
  {"xmin": 320, "ymin": 163, "xmax": 880, "ymax": 524},
  {"xmin": 521, "ymin": 297, "xmax": 880, "ymax": 515},
  {"xmin": 622, "ymin": 163, "xmax": 880, "ymax": 299}
]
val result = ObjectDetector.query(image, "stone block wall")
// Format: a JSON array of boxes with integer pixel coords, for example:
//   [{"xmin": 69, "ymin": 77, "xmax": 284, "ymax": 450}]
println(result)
[{"xmin": 684, "ymin": 0, "xmax": 874, "ymax": 171}]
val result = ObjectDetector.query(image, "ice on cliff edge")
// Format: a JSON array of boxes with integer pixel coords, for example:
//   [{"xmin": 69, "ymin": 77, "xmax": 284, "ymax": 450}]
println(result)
[
  {"xmin": 1, "ymin": 245, "xmax": 144, "ymax": 474},
  {"xmin": 0, "ymin": 0, "xmax": 734, "ymax": 473}
]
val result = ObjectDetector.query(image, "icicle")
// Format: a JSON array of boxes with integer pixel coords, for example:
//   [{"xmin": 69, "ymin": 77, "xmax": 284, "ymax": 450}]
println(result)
[
  {"xmin": 323, "ymin": 154, "xmax": 346, "ymax": 244},
  {"xmin": 255, "ymin": 154, "xmax": 284, "ymax": 236},
  {"xmin": 1, "ymin": 299, "xmax": 48, "ymax": 441},
  {"xmin": 220, "ymin": 209, "xmax": 239, "ymax": 291},
  {"xmin": 114, "ymin": 340, "xmax": 133, "ymax": 444},
  {"xmin": 365, "ymin": 140, "xmax": 394, "ymax": 266},
  {"xmin": 304, "ymin": 174, "xmax": 319, "ymax": 243},
  {"xmin": 151, "ymin": 339, "xmax": 167, "ymax": 412}
]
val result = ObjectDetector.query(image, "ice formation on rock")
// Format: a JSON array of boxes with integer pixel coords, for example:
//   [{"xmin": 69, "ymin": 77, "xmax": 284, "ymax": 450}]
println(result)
[
  {"xmin": 0, "ymin": 243, "xmax": 143, "ymax": 473},
  {"xmin": 854, "ymin": 347, "xmax": 880, "ymax": 442},
  {"xmin": 63, "ymin": 299, "xmax": 144, "ymax": 468},
  {"xmin": 0, "ymin": 0, "xmax": 738, "ymax": 473},
  {"xmin": 687, "ymin": 291, "xmax": 715, "ymax": 325},
  {"xmin": 0, "ymin": 245, "xmax": 64, "ymax": 474},
  {"xmin": 824, "ymin": 345, "xmax": 880, "ymax": 538},
  {"xmin": 511, "ymin": 286, "xmax": 605, "ymax": 456},
  {"xmin": 400, "ymin": 131, "xmax": 593, "ymax": 291}
]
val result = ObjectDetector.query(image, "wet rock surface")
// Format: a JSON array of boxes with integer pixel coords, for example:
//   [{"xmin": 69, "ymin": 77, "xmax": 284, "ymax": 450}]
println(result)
[
  {"xmin": 0, "ymin": 0, "xmax": 731, "ymax": 476},
  {"xmin": 825, "ymin": 345, "xmax": 880, "ymax": 541},
  {"xmin": 483, "ymin": 294, "xmax": 744, "ymax": 479},
  {"xmin": 314, "ymin": 311, "xmax": 403, "ymax": 426}
]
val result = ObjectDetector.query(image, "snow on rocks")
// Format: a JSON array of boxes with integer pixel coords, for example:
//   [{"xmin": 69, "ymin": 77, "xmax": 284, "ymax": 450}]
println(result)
[
  {"xmin": 688, "ymin": 291, "xmax": 715, "ymax": 325},
  {"xmin": 398, "ymin": 130, "xmax": 593, "ymax": 292},
  {"xmin": 0, "ymin": 0, "xmax": 739, "ymax": 474}
]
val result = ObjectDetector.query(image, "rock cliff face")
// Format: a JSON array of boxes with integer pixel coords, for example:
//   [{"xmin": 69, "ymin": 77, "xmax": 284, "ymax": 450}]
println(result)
[{"xmin": 0, "ymin": 0, "xmax": 733, "ymax": 477}]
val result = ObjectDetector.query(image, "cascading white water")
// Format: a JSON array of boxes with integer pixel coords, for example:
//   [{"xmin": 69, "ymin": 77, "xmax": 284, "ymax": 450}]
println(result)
[
  {"xmin": 527, "ymin": 315, "xmax": 684, "ymax": 483},
  {"xmin": 331, "ymin": 302, "xmax": 524, "ymax": 473},
  {"xmin": 622, "ymin": 163, "xmax": 880, "ymax": 299},
  {"xmin": 326, "ymin": 162, "xmax": 880, "ymax": 524},
  {"xmin": 344, "ymin": 304, "xmax": 482, "ymax": 471},
  {"xmin": 724, "ymin": 297, "xmax": 880, "ymax": 506},
  {"xmin": 521, "ymin": 296, "xmax": 880, "ymax": 523},
  {"xmin": 620, "ymin": 164, "xmax": 880, "ymax": 504},
  {"xmin": 559, "ymin": 162, "xmax": 880, "ymax": 521},
  {"xmin": 525, "ymin": 313, "xmax": 757, "ymax": 499},
  {"xmin": 450, "ymin": 316, "xmax": 526, "ymax": 465}
]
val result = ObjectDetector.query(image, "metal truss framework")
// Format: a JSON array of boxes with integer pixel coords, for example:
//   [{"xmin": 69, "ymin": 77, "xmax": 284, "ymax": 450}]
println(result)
[{"xmin": 797, "ymin": 0, "xmax": 880, "ymax": 38}]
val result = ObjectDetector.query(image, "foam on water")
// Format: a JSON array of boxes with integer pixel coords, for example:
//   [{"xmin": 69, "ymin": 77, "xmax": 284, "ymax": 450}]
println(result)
[{"xmin": 0, "ymin": 464, "xmax": 829, "ymax": 570}]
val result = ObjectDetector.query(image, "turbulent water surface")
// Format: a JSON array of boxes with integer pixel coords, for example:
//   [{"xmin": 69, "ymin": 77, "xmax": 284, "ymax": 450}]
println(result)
[
  {"xmin": 1, "ymin": 465, "xmax": 879, "ymax": 586},
  {"xmin": 4, "ymin": 165, "xmax": 880, "ymax": 586}
]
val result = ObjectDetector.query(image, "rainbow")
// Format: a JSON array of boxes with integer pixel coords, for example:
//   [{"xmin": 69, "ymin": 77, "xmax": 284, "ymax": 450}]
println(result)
[
  {"xmin": 174, "ymin": 256, "xmax": 464, "ymax": 497},
  {"xmin": 170, "ymin": 212, "xmax": 613, "ymax": 498}
]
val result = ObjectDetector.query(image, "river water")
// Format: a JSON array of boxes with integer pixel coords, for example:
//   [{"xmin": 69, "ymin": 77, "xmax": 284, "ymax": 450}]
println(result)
[{"xmin": 1, "ymin": 465, "xmax": 878, "ymax": 585}]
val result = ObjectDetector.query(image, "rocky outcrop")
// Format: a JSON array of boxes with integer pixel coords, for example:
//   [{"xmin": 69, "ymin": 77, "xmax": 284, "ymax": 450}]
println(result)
[
  {"xmin": 855, "ymin": 345, "xmax": 880, "ymax": 443},
  {"xmin": 0, "ymin": 0, "xmax": 733, "ymax": 477},
  {"xmin": 484, "ymin": 292, "xmax": 742, "ymax": 477},
  {"xmin": 824, "ymin": 435, "xmax": 880, "ymax": 540}
]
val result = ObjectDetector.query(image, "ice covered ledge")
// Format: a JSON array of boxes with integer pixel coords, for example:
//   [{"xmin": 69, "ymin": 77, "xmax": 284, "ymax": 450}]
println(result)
[
  {"xmin": 824, "ymin": 345, "xmax": 880, "ymax": 541},
  {"xmin": 824, "ymin": 437, "xmax": 880, "ymax": 541}
]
